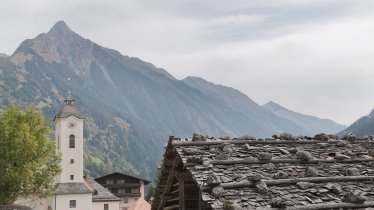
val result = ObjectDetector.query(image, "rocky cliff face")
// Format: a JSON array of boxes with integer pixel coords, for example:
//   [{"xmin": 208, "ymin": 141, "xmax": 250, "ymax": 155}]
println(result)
[{"xmin": 0, "ymin": 21, "xmax": 345, "ymax": 179}]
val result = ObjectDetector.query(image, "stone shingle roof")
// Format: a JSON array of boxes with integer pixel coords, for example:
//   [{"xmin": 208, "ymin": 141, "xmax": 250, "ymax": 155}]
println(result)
[
  {"xmin": 153, "ymin": 133, "xmax": 374, "ymax": 210},
  {"xmin": 85, "ymin": 176, "xmax": 121, "ymax": 201},
  {"xmin": 54, "ymin": 100, "xmax": 84, "ymax": 120},
  {"xmin": 53, "ymin": 182, "xmax": 93, "ymax": 195}
]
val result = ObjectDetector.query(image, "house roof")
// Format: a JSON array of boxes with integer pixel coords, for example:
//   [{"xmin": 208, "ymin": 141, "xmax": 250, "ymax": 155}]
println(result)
[
  {"xmin": 128, "ymin": 198, "xmax": 151, "ymax": 210},
  {"xmin": 85, "ymin": 176, "xmax": 121, "ymax": 201},
  {"xmin": 95, "ymin": 172, "xmax": 151, "ymax": 185},
  {"xmin": 54, "ymin": 99, "xmax": 84, "ymax": 120},
  {"xmin": 152, "ymin": 133, "xmax": 374, "ymax": 210},
  {"xmin": 53, "ymin": 182, "xmax": 93, "ymax": 195}
]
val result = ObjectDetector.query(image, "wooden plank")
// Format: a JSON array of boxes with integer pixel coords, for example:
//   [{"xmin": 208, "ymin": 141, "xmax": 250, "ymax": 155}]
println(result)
[
  {"xmin": 220, "ymin": 175, "xmax": 374, "ymax": 189},
  {"xmin": 172, "ymin": 140, "xmax": 373, "ymax": 146},
  {"xmin": 157, "ymin": 157, "xmax": 181, "ymax": 210},
  {"xmin": 170, "ymin": 188, "xmax": 179, "ymax": 194},
  {"xmin": 210, "ymin": 158, "xmax": 374, "ymax": 165},
  {"xmin": 179, "ymin": 177, "xmax": 185, "ymax": 210},
  {"xmin": 265, "ymin": 175, "xmax": 374, "ymax": 186},
  {"xmin": 256, "ymin": 201, "xmax": 374, "ymax": 210},
  {"xmin": 163, "ymin": 205, "xmax": 179, "ymax": 210},
  {"xmin": 166, "ymin": 197, "xmax": 179, "ymax": 203}
]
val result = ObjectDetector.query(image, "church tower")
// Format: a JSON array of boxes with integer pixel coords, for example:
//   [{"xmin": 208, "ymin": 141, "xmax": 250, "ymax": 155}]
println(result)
[
  {"xmin": 52, "ymin": 78, "xmax": 93, "ymax": 210},
  {"xmin": 55, "ymin": 95, "xmax": 85, "ymax": 183}
]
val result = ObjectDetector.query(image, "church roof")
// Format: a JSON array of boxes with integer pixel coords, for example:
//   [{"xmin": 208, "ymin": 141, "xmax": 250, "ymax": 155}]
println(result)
[
  {"xmin": 53, "ymin": 182, "xmax": 93, "ymax": 195},
  {"xmin": 85, "ymin": 176, "xmax": 121, "ymax": 201},
  {"xmin": 54, "ymin": 99, "xmax": 84, "ymax": 120},
  {"xmin": 152, "ymin": 133, "xmax": 374, "ymax": 210}
]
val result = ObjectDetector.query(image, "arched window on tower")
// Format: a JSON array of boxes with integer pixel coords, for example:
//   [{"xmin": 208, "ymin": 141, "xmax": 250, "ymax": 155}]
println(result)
[{"xmin": 69, "ymin": 135, "xmax": 75, "ymax": 148}]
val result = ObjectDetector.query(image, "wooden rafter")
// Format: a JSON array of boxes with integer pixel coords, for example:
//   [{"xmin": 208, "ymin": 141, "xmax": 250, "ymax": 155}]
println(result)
[{"xmin": 157, "ymin": 153, "xmax": 181, "ymax": 210}]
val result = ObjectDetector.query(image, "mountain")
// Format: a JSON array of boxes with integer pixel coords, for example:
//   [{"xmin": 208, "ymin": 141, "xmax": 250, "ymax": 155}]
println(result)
[
  {"xmin": 182, "ymin": 76, "xmax": 313, "ymax": 136},
  {"xmin": 263, "ymin": 101, "xmax": 346, "ymax": 135},
  {"xmin": 0, "ymin": 21, "xmax": 344, "ymax": 180},
  {"xmin": 338, "ymin": 109, "xmax": 374, "ymax": 137}
]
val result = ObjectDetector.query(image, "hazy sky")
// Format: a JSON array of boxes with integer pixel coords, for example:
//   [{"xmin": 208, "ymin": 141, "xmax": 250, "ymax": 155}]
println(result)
[{"xmin": 1, "ymin": 0, "xmax": 374, "ymax": 125}]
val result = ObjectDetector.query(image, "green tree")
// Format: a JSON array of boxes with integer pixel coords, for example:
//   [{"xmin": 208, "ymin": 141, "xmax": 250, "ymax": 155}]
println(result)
[{"xmin": 0, "ymin": 104, "xmax": 61, "ymax": 204}]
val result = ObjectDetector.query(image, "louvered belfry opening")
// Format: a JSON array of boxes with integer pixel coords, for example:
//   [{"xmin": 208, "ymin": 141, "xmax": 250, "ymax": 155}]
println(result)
[{"xmin": 152, "ymin": 133, "xmax": 374, "ymax": 210}]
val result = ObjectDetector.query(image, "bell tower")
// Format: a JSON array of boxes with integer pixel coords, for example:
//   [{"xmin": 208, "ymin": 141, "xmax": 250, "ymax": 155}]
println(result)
[
  {"xmin": 54, "ymin": 99, "xmax": 84, "ymax": 183},
  {"xmin": 53, "ymin": 78, "xmax": 92, "ymax": 210}
]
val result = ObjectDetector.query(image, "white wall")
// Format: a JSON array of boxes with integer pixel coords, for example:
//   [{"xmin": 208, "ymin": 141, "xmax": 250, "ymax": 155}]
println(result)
[
  {"xmin": 55, "ymin": 116, "xmax": 84, "ymax": 183},
  {"xmin": 53, "ymin": 194, "xmax": 92, "ymax": 210},
  {"xmin": 93, "ymin": 201, "xmax": 120, "ymax": 210},
  {"xmin": 140, "ymin": 181, "xmax": 145, "ymax": 199}
]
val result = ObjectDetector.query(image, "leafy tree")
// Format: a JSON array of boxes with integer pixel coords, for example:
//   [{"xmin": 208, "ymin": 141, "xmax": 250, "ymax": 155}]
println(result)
[
  {"xmin": 145, "ymin": 183, "xmax": 155, "ymax": 202},
  {"xmin": 0, "ymin": 104, "xmax": 61, "ymax": 204}
]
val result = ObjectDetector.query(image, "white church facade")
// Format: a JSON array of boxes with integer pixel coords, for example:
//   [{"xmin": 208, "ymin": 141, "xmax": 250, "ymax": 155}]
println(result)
[{"xmin": 14, "ymin": 95, "xmax": 136, "ymax": 210}]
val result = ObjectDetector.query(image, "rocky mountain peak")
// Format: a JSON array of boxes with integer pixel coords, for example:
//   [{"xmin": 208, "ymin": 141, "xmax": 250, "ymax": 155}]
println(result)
[
  {"xmin": 47, "ymin": 20, "xmax": 73, "ymax": 37},
  {"xmin": 263, "ymin": 101, "xmax": 285, "ymax": 111}
]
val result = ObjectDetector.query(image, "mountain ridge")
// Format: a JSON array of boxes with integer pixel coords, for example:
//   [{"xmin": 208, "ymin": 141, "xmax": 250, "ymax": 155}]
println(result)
[
  {"xmin": 263, "ymin": 101, "xmax": 346, "ymax": 135},
  {"xmin": 338, "ymin": 109, "xmax": 374, "ymax": 137}
]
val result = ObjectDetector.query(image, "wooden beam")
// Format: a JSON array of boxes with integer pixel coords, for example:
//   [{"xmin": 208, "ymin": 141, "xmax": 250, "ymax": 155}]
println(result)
[
  {"xmin": 174, "ymin": 169, "xmax": 188, "ymax": 180},
  {"xmin": 179, "ymin": 176, "xmax": 185, "ymax": 210},
  {"xmin": 210, "ymin": 158, "xmax": 374, "ymax": 165},
  {"xmin": 256, "ymin": 201, "xmax": 374, "ymax": 210},
  {"xmin": 199, "ymin": 188, "xmax": 205, "ymax": 210},
  {"xmin": 163, "ymin": 205, "xmax": 179, "ymax": 210},
  {"xmin": 265, "ymin": 175, "xmax": 374, "ymax": 186},
  {"xmin": 172, "ymin": 140, "xmax": 373, "ymax": 146},
  {"xmin": 157, "ymin": 156, "xmax": 181, "ymax": 210},
  {"xmin": 220, "ymin": 175, "xmax": 374, "ymax": 189}
]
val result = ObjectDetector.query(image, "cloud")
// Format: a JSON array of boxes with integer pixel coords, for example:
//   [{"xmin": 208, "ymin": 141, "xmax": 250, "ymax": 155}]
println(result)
[{"xmin": 0, "ymin": 0, "xmax": 374, "ymax": 125}]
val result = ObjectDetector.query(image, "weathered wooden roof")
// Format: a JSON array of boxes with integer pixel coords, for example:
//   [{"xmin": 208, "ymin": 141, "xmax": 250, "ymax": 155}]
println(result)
[{"xmin": 152, "ymin": 133, "xmax": 374, "ymax": 210}]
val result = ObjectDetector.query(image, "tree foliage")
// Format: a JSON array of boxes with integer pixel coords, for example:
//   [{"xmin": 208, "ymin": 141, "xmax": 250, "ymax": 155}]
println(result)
[{"xmin": 0, "ymin": 104, "xmax": 61, "ymax": 204}]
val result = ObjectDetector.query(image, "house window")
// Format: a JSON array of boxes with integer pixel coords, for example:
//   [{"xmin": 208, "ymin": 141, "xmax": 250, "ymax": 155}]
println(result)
[
  {"xmin": 131, "ymin": 188, "xmax": 139, "ymax": 194},
  {"xmin": 70, "ymin": 159, "xmax": 74, "ymax": 164},
  {"xmin": 118, "ymin": 189, "xmax": 126, "ymax": 194},
  {"xmin": 57, "ymin": 136, "xmax": 60, "ymax": 149},
  {"xmin": 118, "ymin": 179, "xmax": 125, "ymax": 184},
  {"xmin": 123, "ymin": 198, "xmax": 128, "ymax": 203},
  {"xmin": 69, "ymin": 200, "xmax": 76, "ymax": 208},
  {"xmin": 104, "ymin": 204, "xmax": 109, "ymax": 210},
  {"xmin": 69, "ymin": 135, "xmax": 75, "ymax": 148},
  {"xmin": 106, "ymin": 179, "xmax": 114, "ymax": 184},
  {"xmin": 70, "ymin": 175, "xmax": 74, "ymax": 180}
]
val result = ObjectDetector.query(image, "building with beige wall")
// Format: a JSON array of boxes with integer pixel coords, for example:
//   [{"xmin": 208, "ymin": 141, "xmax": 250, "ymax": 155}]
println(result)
[{"xmin": 95, "ymin": 172, "xmax": 150, "ymax": 210}]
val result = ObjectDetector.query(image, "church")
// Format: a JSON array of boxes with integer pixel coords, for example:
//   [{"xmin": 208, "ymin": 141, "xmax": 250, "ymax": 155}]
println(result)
[{"xmin": 15, "ymin": 91, "xmax": 150, "ymax": 210}]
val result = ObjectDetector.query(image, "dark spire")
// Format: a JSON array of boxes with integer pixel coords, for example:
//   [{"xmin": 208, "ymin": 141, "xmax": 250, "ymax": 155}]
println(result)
[{"xmin": 64, "ymin": 77, "xmax": 75, "ymax": 105}]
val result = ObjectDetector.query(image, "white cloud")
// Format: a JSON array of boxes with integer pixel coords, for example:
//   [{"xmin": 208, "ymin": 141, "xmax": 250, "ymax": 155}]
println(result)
[{"xmin": 1, "ymin": 0, "xmax": 374, "ymax": 125}]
